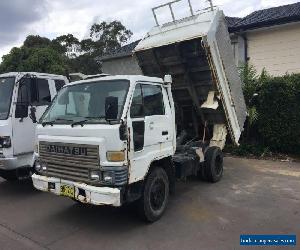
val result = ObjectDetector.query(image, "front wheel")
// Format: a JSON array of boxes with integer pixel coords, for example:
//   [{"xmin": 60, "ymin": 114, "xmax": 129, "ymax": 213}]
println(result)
[
  {"xmin": 138, "ymin": 167, "xmax": 169, "ymax": 222},
  {"xmin": 0, "ymin": 170, "xmax": 18, "ymax": 181}
]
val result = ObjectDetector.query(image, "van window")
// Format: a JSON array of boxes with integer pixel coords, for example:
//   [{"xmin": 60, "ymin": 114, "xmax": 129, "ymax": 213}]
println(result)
[
  {"xmin": 142, "ymin": 84, "xmax": 164, "ymax": 116},
  {"xmin": 17, "ymin": 79, "xmax": 30, "ymax": 104},
  {"xmin": 54, "ymin": 80, "xmax": 65, "ymax": 92},
  {"xmin": 36, "ymin": 79, "xmax": 51, "ymax": 105}
]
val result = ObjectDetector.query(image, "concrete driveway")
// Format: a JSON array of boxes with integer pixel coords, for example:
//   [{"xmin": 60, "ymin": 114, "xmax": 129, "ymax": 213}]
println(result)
[{"xmin": 0, "ymin": 157, "xmax": 299, "ymax": 250}]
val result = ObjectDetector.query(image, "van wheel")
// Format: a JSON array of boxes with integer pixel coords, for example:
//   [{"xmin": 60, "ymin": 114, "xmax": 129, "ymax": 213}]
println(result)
[
  {"xmin": 138, "ymin": 167, "xmax": 169, "ymax": 222},
  {"xmin": 202, "ymin": 146, "xmax": 223, "ymax": 183},
  {"xmin": 0, "ymin": 170, "xmax": 18, "ymax": 181}
]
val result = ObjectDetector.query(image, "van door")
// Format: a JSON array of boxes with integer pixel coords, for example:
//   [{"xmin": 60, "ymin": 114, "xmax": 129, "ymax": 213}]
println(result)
[
  {"xmin": 127, "ymin": 82, "xmax": 173, "ymax": 183},
  {"xmin": 12, "ymin": 78, "xmax": 52, "ymax": 156}
]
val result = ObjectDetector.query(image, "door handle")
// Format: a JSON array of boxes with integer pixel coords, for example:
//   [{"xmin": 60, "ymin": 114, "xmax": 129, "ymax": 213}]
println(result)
[
  {"xmin": 149, "ymin": 122, "xmax": 154, "ymax": 130},
  {"xmin": 162, "ymin": 131, "xmax": 168, "ymax": 135}
]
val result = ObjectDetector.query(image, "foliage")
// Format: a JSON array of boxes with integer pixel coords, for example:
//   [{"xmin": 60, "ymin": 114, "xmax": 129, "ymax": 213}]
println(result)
[
  {"xmin": 53, "ymin": 34, "xmax": 80, "ymax": 48},
  {"xmin": 256, "ymin": 74, "xmax": 300, "ymax": 154},
  {"xmin": 80, "ymin": 38, "xmax": 95, "ymax": 54},
  {"xmin": 23, "ymin": 35, "xmax": 52, "ymax": 48},
  {"xmin": 239, "ymin": 63, "xmax": 260, "ymax": 106},
  {"xmin": 235, "ymin": 64, "xmax": 300, "ymax": 155},
  {"xmin": 68, "ymin": 54, "xmax": 101, "ymax": 75},
  {"xmin": 224, "ymin": 143, "xmax": 270, "ymax": 157},
  {"xmin": 90, "ymin": 20, "xmax": 133, "ymax": 55},
  {"xmin": 238, "ymin": 63, "xmax": 267, "ymax": 141},
  {"xmin": 0, "ymin": 20, "xmax": 133, "ymax": 75},
  {"xmin": 0, "ymin": 46, "xmax": 67, "ymax": 75},
  {"xmin": 247, "ymin": 106, "xmax": 258, "ymax": 126}
]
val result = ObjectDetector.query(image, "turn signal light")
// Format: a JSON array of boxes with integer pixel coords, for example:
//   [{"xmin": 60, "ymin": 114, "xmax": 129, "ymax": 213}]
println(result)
[{"xmin": 106, "ymin": 151, "xmax": 125, "ymax": 162}]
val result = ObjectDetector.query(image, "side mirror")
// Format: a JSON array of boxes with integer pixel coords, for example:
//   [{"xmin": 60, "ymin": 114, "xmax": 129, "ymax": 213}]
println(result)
[
  {"xmin": 15, "ymin": 103, "xmax": 29, "ymax": 119},
  {"xmin": 29, "ymin": 107, "xmax": 37, "ymax": 123},
  {"xmin": 105, "ymin": 96, "xmax": 118, "ymax": 121}
]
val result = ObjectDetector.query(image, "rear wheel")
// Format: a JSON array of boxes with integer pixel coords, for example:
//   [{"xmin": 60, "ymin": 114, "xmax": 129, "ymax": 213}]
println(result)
[
  {"xmin": 138, "ymin": 167, "xmax": 169, "ymax": 222},
  {"xmin": 202, "ymin": 146, "xmax": 223, "ymax": 183}
]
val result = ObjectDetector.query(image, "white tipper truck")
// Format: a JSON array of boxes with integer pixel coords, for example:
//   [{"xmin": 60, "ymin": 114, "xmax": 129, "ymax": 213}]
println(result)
[
  {"xmin": 0, "ymin": 72, "xmax": 68, "ymax": 180},
  {"xmin": 32, "ymin": 3, "xmax": 247, "ymax": 222}
]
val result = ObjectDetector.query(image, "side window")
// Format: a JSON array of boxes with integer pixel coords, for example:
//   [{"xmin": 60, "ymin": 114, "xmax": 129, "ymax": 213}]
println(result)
[
  {"xmin": 17, "ymin": 79, "xmax": 30, "ymax": 104},
  {"xmin": 54, "ymin": 80, "xmax": 65, "ymax": 92},
  {"xmin": 65, "ymin": 92, "xmax": 76, "ymax": 115},
  {"xmin": 37, "ymin": 79, "xmax": 51, "ymax": 104},
  {"xmin": 142, "ymin": 84, "xmax": 165, "ymax": 116},
  {"xmin": 130, "ymin": 83, "xmax": 144, "ymax": 118}
]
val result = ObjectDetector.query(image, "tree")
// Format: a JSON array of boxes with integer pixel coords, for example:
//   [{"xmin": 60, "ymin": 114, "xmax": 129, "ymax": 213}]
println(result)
[
  {"xmin": 90, "ymin": 20, "xmax": 132, "ymax": 55},
  {"xmin": 80, "ymin": 38, "xmax": 95, "ymax": 54},
  {"xmin": 0, "ymin": 47, "xmax": 30, "ymax": 73},
  {"xmin": 23, "ymin": 35, "xmax": 52, "ymax": 48},
  {"xmin": 0, "ymin": 45, "xmax": 67, "ymax": 75},
  {"xmin": 21, "ymin": 47, "xmax": 67, "ymax": 75},
  {"xmin": 68, "ymin": 54, "xmax": 100, "ymax": 75},
  {"xmin": 54, "ymin": 34, "xmax": 80, "ymax": 48},
  {"xmin": 0, "ymin": 20, "xmax": 132, "ymax": 75},
  {"xmin": 52, "ymin": 34, "xmax": 80, "ymax": 57}
]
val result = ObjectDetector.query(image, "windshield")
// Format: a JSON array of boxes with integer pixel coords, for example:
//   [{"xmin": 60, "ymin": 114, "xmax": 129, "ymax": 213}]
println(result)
[
  {"xmin": 41, "ymin": 80, "xmax": 129, "ymax": 124},
  {"xmin": 0, "ymin": 77, "xmax": 15, "ymax": 120}
]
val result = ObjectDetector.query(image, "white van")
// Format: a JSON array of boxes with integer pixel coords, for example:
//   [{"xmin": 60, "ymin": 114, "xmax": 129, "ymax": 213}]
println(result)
[{"xmin": 0, "ymin": 72, "xmax": 68, "ymax": 180}]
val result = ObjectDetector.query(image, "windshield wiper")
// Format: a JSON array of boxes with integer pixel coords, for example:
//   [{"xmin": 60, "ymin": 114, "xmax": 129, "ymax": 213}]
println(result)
[
  {"xmin": 71, "ymin": 119, "xmax": 88, "ymax": 127},
  {"xmin": 42, "ymin": 121, "xmax": 54, "ymax": 127},
  {"xmin": 42, "ymin": 118, "xmax": 74, "ymax": 127},
  {"xmin": 84, "ymin": 116, "xmax": 117, "ymax": 124}
]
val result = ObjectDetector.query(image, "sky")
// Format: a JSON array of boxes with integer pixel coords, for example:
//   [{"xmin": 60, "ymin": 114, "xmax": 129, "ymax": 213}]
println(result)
[{"xmin": 0, "ymin": 0, "xmax": 299, "ymax": 59}]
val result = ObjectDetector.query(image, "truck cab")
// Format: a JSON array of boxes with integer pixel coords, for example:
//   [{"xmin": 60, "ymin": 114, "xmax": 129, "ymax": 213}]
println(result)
[
  {"xmin": 0, "ymin": 72, "xmax": 68, "ymax": 180},
  {"xmin": 32, "ymin": 75, "xmax": 176, "ymax": 219}
]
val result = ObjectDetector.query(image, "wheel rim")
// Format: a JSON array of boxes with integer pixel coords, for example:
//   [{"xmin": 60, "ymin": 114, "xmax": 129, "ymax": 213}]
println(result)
[
  {"xmin": 150, "ymin": 178, "xmax": 166, "ymax": 211},
  {"xmin": 215, "ymin": 155, "xmax": 223, "ymax": 176}
]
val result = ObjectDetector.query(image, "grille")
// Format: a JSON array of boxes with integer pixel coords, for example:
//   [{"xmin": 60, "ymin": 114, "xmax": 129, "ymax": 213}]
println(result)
[
  {"xmin": 39, "ymin": 141, "xmax": 99, "ymax": 183},
  {"xmin": 114, "ymin": 168, "xmax": 128, "ymax": 185}
]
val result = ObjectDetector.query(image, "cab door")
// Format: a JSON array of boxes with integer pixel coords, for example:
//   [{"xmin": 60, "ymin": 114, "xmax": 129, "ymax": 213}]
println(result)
[
  {"xmin": 142, "ymin": 84, "xmax": 172, "ymax": 147},
  {"xmin": 12, "ymin": 78, "xmax": 52, "ymax": 156},
  {"xmin": 127, "ymin": 82, "xmax": 173, "ymax": 183}
]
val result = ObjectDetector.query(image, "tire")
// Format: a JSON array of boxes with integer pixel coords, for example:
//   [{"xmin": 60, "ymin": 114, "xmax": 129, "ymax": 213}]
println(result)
[
  {"xmin": 0, "ymin": 170, "xmax": 18, "ymax": 181},
  {"xmin": 138, "ymin": 167, "xmax": 170, "ymax": 222},
  {"xmin": 202, "ymin": 146, "xmax": 223, "ymax": 183}
]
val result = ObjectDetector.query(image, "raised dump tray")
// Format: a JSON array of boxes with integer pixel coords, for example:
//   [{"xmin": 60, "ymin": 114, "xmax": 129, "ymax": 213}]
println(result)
[{"xmin": 134, "ymin": 4, "xmax": 246, "ymax": 147}]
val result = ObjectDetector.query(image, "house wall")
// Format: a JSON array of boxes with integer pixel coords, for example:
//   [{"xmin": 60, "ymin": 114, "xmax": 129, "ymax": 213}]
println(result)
[
  {"xmin": 101, "ymin": 56, "xmax": 142, "ymax": 75},
  {"xmin": 246, "ymin": 22, "xmax": 300, "ymax": 76}
]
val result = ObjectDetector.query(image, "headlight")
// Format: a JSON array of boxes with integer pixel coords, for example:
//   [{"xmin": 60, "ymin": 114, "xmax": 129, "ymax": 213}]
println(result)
[
  {"xmin": 35, "ymin": 161, "xmax": 42, "ymax": 172},
  {"xmin": 34, "ymin": 143, "xmax": 39, "ymax": 154},
  {"xmin": 89, "ymin": 170, "xmax": 115, "ymax": 184},
  {"xmin": 35, "ymin": 160, "xmax": 47, "ymax": 173},
  {"xmin": 89, "ymin": 170, "xmax": 100, "ymax": 181},
  {"xmin": 106, "ymin": 151, "xmax": 125, "ymax": 162},
  {"xmin": 0, "ymin": 136, "xmax": 11, "ymax": 148},
  {"xmin": 103, "ymin": 171, "xmax": 114, "ymax": 184}
]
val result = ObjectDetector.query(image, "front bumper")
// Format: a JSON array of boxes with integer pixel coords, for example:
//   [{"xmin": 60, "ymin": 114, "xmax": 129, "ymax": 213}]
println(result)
[
  {"xmin": 0, "ymin": 153, "xmax": 33, "ymax": 170},
  {"xmin": 32, "ymin": 174, "xmax": 122, "ymax": 207}
]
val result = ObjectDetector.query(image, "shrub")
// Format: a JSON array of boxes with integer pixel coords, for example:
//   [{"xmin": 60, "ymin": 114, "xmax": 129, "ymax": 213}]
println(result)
[
  {"xmin": 224, "ymin": 143, "xmax": 270, "ymax": 157},
  {"xmin": 256, "ymin": 74, "xmax": 300, "ymax": 154}
]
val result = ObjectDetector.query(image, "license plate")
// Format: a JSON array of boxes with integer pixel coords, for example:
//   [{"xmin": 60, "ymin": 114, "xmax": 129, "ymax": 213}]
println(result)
[{"xmin": 60, "ymin": 184, "xmax": 75, "ymax": 198}]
